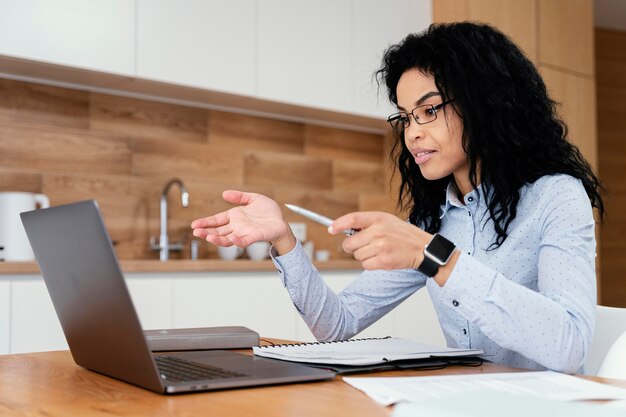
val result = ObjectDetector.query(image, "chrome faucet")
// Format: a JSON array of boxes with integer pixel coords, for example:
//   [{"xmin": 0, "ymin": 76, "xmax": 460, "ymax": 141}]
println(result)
[{"xmin": 150, "ymin": 178, "xmax": 189, "ymax": 261}]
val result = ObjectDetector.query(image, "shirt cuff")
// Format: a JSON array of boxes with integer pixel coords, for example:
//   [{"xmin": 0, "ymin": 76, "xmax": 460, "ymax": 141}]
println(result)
[
  {"xmin": 437, "ymin": 252, "xmax": 498, "ymax": 321},
  {"xmin": 270, "ymin": 240, "xmax": 313, "ymax": 286}
]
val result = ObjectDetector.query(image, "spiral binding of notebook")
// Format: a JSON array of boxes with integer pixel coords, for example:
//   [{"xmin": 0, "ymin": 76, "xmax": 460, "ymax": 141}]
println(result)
[
  {"xmin": 263, "ymin": 336, "xmax": 391, "ymax": 349},
  {"xmin": 253, "ymin": 336, "xmax": 483, "ymax": 366}
]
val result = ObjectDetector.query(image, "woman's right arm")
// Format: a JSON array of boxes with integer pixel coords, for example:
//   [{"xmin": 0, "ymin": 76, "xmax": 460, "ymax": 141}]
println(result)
[
  {"xmin": 272, "ymin": 241, "xmax": 427, "ymax": 341},
  {"xmin": 192, "ymin": 190, "xmax": 427, "ymax": 341}
]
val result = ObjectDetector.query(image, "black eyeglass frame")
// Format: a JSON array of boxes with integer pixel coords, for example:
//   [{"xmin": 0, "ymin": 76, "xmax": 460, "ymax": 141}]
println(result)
[{"xmin": 387, "ymin": 99, "xmax": 455, "ymax": 130}]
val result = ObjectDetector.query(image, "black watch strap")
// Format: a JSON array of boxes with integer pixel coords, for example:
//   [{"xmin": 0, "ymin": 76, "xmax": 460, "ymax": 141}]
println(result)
[
  {"xmin": 416, "ymin": 233, "xmax": 456, "ymax": 278},
  {"xmin": 416, "ymin": 255, "xmax": 439, "ymax": 277}
]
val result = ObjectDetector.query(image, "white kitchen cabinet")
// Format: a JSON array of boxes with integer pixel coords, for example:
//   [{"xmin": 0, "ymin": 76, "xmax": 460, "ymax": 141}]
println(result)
[
  {"xmin": 352, "ymin": 0, "xmax": 432, "ymax": 118},
  {"xmin": 257, "ymin": 0, "xmax": 431, "ymax": 118},
  {"xmin": 10, "ymin": 276, "xmax": 67, "ymax": 354},
  {"xmin": 257, "ymin": 0, "xmax": 353, "ymax": 113},
  {"xmin": 126, "ymin": 275, "xmax": 174, "ymax": 330},
  {"xmin": 4, "ymin": 270, "xmax": 444, "ymax": 353},
  {"xmin": 172, "ymin": 272, "xmax": 299, "ymax": 340},
  {"xmin": 136, "ymin": 0, "xmax": 256, "ymax": 96},
  {"xmin": 393, "ymin": 287, "xmax": 446, "ymax": 346},
  {"xmin": 0, "ymin": 0, "xmax": 135, "ymax": 76},
  {"xmin": 136, "ymin": 0, "xmax": 430, "ymax": 117},
  {"xmin": 0, "ymin": 278, "xmax": 10, "ymax": 354},
  {"xmin": 7, "ymin": 274, "xmax": 174, "ymax": 354},
  {"xmin": 0, "ymin": 0, "xmax": 433, "ymax": 122},
  {"xmin": 5, "ymin": 273, "xmax": 176, "ymax": 354}
]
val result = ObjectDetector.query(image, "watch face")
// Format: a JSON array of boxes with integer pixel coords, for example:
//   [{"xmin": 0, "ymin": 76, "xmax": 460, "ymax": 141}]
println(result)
[{"xmin": 425, "ymin": 234, "xmax": 456, "ymax": 264}]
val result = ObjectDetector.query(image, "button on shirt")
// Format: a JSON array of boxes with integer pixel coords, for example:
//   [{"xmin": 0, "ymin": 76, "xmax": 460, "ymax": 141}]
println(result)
[{"xmin": 271, "ymin": 174, "xmax": 597, "ymax": 373}]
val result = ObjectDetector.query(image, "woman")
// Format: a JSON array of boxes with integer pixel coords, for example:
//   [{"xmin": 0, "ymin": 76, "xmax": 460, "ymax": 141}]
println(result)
[{"xmin": 191, "ymin": 22, "xmax": 604, "ymax": 373}]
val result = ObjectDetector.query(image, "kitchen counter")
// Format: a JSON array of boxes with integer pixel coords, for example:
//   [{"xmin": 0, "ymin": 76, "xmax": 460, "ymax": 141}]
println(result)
[{"xmin": 0, "ymin": 259, "xmax": 362, "ymax": 275}]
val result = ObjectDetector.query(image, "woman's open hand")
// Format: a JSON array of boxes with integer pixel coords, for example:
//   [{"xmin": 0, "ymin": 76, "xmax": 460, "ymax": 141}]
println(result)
[{"xmin": 191, "ymin": 190, "xmax": 295, "ymax": 252}]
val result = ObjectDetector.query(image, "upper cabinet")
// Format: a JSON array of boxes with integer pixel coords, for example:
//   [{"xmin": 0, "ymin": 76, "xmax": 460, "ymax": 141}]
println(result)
[
  {"xmin": 256, "ymin": 0, "xmax": 431, "ymax": 118},
  {"xmin": 0, "ymin": 0, "xmax": 135, "ymax": 76},
  {"xmin": 0, "ymin": 0, "xmax": 431, "ymax": 120},
  {"xmin": 136, "ymin": 0, "xmax": 256, "ymax": 96},
  {"xmin": 352, "ymin": 0, "xmax": 432, "ymax": 117},
  {"xmin": 257, "ymin": 0, "xmax": 353, "ymax": 114}
]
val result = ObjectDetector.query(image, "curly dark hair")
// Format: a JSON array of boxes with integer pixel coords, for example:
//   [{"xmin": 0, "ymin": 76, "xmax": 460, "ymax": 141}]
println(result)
[{"xmin": 376, "ymin": 22, "xmax": 604, "ymax": 248}]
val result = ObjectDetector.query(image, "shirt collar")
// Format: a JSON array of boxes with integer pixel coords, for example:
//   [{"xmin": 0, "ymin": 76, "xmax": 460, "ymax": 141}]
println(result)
[
  {"xmin": 439, "ymin": 181, "xmax": 460, "ymax": 219},
  {"xmin": 439, "ymin": 180, "xmax": 489, "ymax": 219}
]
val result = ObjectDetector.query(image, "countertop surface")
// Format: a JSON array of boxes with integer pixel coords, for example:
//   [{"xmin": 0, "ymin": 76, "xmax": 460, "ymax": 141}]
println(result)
[{"xmin": 0, "ymin": 259, "xmax": 362, "ymax": 275}]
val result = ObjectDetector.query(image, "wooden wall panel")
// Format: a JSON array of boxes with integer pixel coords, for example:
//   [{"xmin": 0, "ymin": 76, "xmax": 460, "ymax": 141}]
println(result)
[
  {"xmin": 359, "ymin": 193, "xmax": 399, "ymax": 217},
  {"xmin": 90, "ymin": 93, "xmax": 208, "ymax": 143},
  {"xmin": 275, "ymin": 189, "xmax": 359, "ymax": 221},
  {"xmin": 596, "ymin": 30, "xmax": 626, "ymax": 89},
  {"xmin": 540, "ymin": 66, "xmax": 597, "ymax": 170},
  {"xmin": 538, "ymin": 0, "xmax": 594, "ymax": 76},
  {"xmin": 304, "ymin": 125, "xmax": 383, "ymax": 163},
  {"xmin": 598, "ymin": 87, "xmax": 626, "ymax": 141},
  {"xmin": 332, "ymin": 160, "xmax": 384, "ymax": 193},
  {"xmin": 0, "ymin": 124, "xmax": 132, "ymax": 175},
  {"xmin": 382, "ymin": 132, "xmax": 402, "ymax": 212},
  {"xmin": 244, "ymin": 151, "xmax": 333, "ymax": 190},
  {"xmin": 432, "ymin": 0, "xmax": 469, "ymax": 23},
  {"xmin": 468, "ymin": 0, "xmax": 537, "ymax": 61},
  {"xmin": 0, "ymin": 78, "xmax": 387, "ymax": 260},
  {"xmin": 600, "ymin": 245, "xmax": 626, "ymax": 304},
  {"xmin": 0, "ymin": 79, "xmax": 89, "ymax": 129},
  {"xmin": 0, "ymin": 170, "xmax": 41, "ymax": 193},
  {"xmin": 132, "ymin": 138, "xmax": 243, "ymax": 183},
  {"xmin": 433, "ymin": 0, "xmax": 537, "ymax": 61},
  {"xmin": 597, "ymin": 29, "xmax": 626, "ymax": 307},
  {"xmin": 208, "ymin": 110, "xmax": 304, "ymax": 154},
  {"xmin": 366, "ymin": 125, "xmax": 400, "ymax": 215}
]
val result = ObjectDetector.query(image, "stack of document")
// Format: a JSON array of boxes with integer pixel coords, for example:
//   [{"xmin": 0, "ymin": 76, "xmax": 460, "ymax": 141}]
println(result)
[
  {"xmin": 392, "ymin": 391, "xmax": 626, "ymax": 417},
  {"xmin": 344, "ymin": 371, "xmax": 626, "ymax": 407},
  {"xmin": 253, "ymin": 337, "xmax": 483, "ymax": 366}
]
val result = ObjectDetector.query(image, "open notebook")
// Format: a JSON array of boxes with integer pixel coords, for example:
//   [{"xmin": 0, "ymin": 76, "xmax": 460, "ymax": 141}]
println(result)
[{"xmin": 253, "ymin": 337, "xmax": 483, "ymax": 366}]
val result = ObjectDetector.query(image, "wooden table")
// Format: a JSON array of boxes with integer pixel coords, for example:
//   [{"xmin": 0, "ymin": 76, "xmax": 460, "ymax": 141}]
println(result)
[{"xmin": 1, "ymin": 349, "xmax": 625, "ymax": 417}]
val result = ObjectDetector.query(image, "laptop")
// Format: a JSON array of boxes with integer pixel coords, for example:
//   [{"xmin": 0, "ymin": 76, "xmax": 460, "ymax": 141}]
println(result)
[{"xmin": 20, "ymin": 200, "xmax": 335, "ymax": 394}]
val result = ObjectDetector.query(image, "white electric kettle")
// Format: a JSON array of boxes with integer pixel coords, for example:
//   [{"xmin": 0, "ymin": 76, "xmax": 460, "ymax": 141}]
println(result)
[{"xmin": 0, "ymin": 192, "xmax": 50, "ymax": 261}]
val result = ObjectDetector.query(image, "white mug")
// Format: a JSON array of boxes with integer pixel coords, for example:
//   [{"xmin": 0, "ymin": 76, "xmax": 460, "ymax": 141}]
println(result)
[
  {"xmin": 217, "ymin": 245, "xmax": 244, "ymax": 261},
  {"xmin": 0, "ymin": 192, "xmax": 50, "ymax": 261},
  {"xmin": 246, "ymin": 241, "xmax": 270, "ymax": 261},
  {"xmin": 315, "ymin": 249, "xmax": 330, "ymax": 262}
]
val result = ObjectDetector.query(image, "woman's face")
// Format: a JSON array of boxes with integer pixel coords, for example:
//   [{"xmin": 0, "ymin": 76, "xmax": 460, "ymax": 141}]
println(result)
[{"xmin": 396, "ymin": 69, "xmax": 469, "ymax": 192}]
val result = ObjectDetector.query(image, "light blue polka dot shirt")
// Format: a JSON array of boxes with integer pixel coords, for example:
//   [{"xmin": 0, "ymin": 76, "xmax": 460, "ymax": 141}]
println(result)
[{"xmin": 271, "ymin": 174, "xmax": 597, "ymax": 373}]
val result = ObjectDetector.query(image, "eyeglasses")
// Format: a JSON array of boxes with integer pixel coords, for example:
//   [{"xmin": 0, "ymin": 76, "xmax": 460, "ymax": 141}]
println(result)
[{"xmin": 387, "ymin": 99, "xmax": 455, "ymax": 133}]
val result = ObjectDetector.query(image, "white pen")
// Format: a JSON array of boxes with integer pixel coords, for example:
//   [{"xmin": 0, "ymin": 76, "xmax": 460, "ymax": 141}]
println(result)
[{"xmin": 284, "ymin": 204, "xmax": 357, "ymax": 236}]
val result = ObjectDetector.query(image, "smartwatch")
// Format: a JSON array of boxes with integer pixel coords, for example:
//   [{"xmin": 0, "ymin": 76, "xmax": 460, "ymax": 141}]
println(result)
[{"xmin": 416, "ymin": 233, "xmax": 456, "ymax": 277}]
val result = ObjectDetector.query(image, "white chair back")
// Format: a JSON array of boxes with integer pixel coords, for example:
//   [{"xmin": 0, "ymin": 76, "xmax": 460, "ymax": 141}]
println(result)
[
  {"xmin": 597, "ymin": 330, "xmax": 626, "ymax": 380},
  {"xmin": 585, "ymin": 305, "xmax": 626, "ymax": 375}
]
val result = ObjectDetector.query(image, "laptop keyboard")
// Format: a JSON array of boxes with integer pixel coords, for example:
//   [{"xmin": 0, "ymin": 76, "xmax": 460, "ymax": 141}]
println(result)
[{"xmin": 155, "ymin": 355, "xmax": 248, "ymax": 382}]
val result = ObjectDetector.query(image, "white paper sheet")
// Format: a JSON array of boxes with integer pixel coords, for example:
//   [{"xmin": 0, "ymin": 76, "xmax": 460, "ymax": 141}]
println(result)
[
  {"xmin": 391, "ymin": 391, "xmax": 626, "ymax": 417},
  {"xmin": 604, "ymin": 400, "xmax": 626, "ymax": 410},
  {"xmin": 343, "ymin": 371, "xmax": 626, "ymax": 406}
]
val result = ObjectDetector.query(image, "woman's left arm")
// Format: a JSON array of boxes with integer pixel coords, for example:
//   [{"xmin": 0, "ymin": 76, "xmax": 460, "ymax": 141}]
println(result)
[
  {"xmin": 331, "ymin": 177, "xmax": 597, "ymax": 373},
  {"xmin": 435, "ymin": 178, "xmax": 597, "ymax": 373}
]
